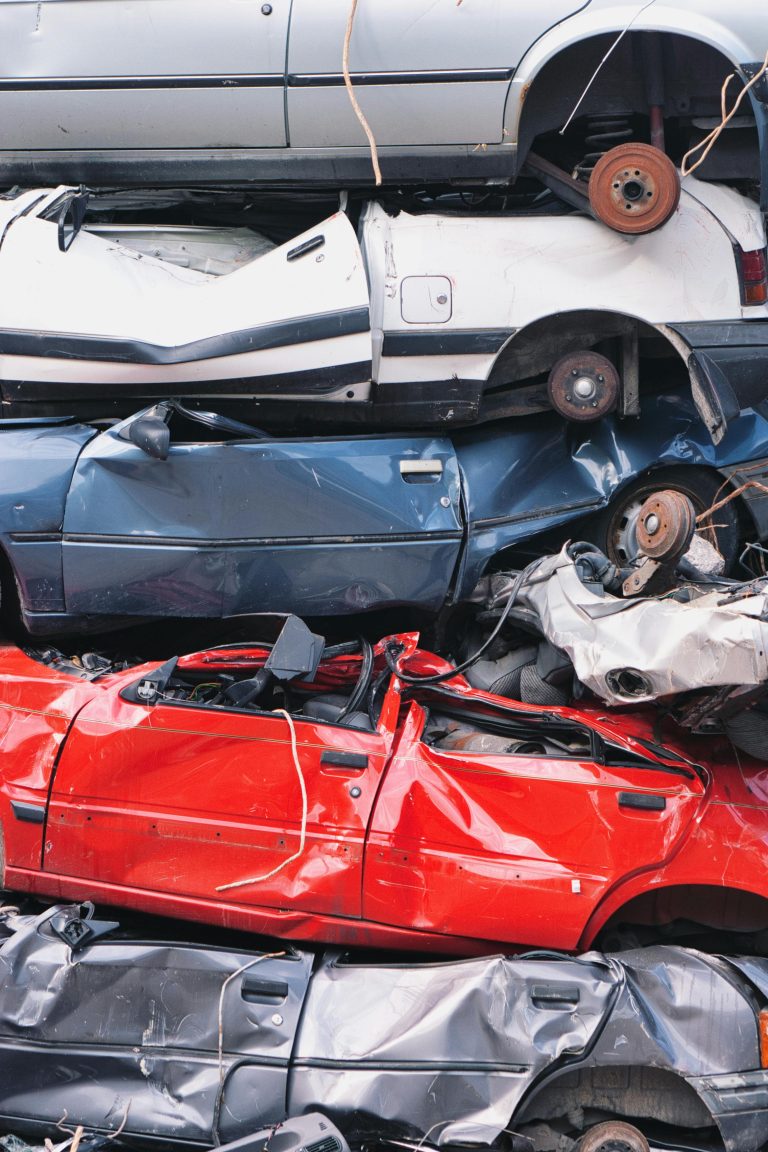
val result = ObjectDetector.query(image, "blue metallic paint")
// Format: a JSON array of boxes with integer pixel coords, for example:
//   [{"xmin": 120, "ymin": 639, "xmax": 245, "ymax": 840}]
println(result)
[{"xmin": 3, "ymin": 396, "xmax": 768, "ymax": 632}]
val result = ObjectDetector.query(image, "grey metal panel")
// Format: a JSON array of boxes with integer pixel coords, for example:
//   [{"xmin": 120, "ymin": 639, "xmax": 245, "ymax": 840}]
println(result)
[
  {"xmin": 0, "ymin": 908, "xmax": 312, "ymax": 1143},
  {"xmin": 288, "ymin": 83, "xmax": 511, "ymax": 149},
  {"xmin": 288, "ymin": 0, "xmax": 588, "ymax": 73},
  {"xmin": 0, "ymin": 0, "xmax": 290, "ymax": 76},
  {"xmin": 0, "ymin": 909, "xmax": 766, "ymax": 1152},
  {"xmin": 0, "ymin": 0, "xmax": 289, "ymax": 148},
  {"xmin": 287, "ymin": 0, "xmax": 590, "ymax": 149},
  {"xmin": 0, "ymin": 89, "xmax": 287, "ymax": 149}
]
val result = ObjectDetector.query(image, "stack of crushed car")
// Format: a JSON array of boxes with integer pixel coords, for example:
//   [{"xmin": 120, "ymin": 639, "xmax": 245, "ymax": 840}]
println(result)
[{"xmin": 2, "ymin": 2, "xmax": 768, "ymax": 1151}]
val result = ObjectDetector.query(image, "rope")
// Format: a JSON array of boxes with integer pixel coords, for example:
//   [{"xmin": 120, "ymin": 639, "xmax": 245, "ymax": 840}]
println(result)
[
  {"xmin": 682, "ymin": 50, "xmax": 768, "ymax": 176},
  {"xmin": 343, "ymin": 0, "xmax": 382, "ymax": 185},
  {"xmin": 216, "ymin": 708, "xmax": 307, "ymax": 891}
]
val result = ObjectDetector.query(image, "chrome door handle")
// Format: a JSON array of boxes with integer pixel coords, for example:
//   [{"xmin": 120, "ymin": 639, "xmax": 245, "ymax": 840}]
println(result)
[{"xmin": 399, "ymin": 459, "xmax": 443, "ymax": 477}]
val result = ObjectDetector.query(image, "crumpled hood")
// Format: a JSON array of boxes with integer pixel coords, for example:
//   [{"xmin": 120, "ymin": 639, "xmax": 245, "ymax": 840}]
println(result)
[{"xmin": 516, "ymin": 547, "xmax": 768, "ymax": 705}]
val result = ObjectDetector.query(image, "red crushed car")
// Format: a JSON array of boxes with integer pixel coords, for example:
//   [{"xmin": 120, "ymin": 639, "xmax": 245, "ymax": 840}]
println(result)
[{"xmin": 2, "ymin": 618, "xmax": 768, "ymax": 955}]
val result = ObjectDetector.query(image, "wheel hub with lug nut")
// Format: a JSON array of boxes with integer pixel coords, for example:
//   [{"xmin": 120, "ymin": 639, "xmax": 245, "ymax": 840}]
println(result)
[
  {"xmin": 547, "ymin": 351, "xmax": 620, "ymax": 421},
  {"xmin": 589, "ymin": 142, "xmax": 681, "ymax": 235},
  {"xmin": 636, "ymin": 489, "xmax": 695, "ymax": 561}
]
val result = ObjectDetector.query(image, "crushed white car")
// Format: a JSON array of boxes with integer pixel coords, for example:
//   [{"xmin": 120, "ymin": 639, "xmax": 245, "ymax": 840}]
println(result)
[{"xmin": 0, "ymin": 177, "xmax": 765, "ymax": 439}]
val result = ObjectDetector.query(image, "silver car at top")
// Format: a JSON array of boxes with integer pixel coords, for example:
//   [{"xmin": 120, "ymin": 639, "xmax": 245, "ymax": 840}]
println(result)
[{"xmin": 0, "ymin": 0, "xmax": 766, "ymax": 206}]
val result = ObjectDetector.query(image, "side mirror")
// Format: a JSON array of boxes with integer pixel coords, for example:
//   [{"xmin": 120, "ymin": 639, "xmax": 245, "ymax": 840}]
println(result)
[
  {"xmin": 128, "ymin": 414, "xmax": 170, "ymax": 460},
  {"xmin": 57, "ymin": 191, "xmax": 90, "ymax": 252}
]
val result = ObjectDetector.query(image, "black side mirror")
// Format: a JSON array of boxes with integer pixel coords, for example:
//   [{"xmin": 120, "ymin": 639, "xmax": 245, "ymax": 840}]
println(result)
[
  {"xmin": 57, "ymin": 191, "xmax": 90, "ymax": 252},
  {"xmin": 128, "ymin": 414, "xmax": 171, "ymax": 460}
]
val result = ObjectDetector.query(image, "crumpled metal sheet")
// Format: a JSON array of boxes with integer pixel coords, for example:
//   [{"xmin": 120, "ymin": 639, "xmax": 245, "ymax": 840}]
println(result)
[
  {"xmin": 290, "ymin": 950, "xmax": 616, "ymax": 1145},
  {"xmin": 1, "ymin": 908, "xmax": 768, "ymax": 1151},
  {"xmin": 511, "ymin": 547, "xmax": 768, "ymax": 705}
]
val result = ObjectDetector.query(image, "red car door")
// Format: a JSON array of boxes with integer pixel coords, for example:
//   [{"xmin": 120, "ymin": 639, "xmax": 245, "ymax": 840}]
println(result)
[
  {"xmin": 363, "ymin": 700, "xmax": 707, "ymax": 950},
  {"xmin": 44, "ymin": 680, "xmax": 394, "ymax": 921}
]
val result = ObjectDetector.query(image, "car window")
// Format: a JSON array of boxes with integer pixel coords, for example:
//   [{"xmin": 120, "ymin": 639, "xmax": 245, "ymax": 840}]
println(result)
[{"xmin": 422, "ymin": 709, "xmax": 592, "ymax": 759}]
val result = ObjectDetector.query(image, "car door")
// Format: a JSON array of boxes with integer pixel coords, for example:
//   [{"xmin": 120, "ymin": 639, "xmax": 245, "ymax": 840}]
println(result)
[
  {"xmin": 0, "ymin": 0, "xmax": 289, "ymax": 152},
  {"xmin": 286, "ymin": 0, "xmax": 591, "ymax": 150},
  {"xmin": 43, "ymin": 672, "xmax": 398, "ymax": 920},
  {"xmin": 0, "ymin": 906, "xmax": 312, "ymax": 1143},
  {"xmin": 60, "ymin": 411, "xmax": 464, "ymax": 620},
  {"xmin": 364, "ymin": 700, "xmax": 706, "ymax": 950}
]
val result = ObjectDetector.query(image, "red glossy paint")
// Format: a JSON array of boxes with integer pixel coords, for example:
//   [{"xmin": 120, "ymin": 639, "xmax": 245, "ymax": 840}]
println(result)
[{"xmin": 1, "ymin": 639, "xmax": 767, "ymax": 954}]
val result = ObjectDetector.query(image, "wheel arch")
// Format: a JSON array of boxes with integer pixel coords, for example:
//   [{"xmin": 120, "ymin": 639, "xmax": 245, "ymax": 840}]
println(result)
[
  {"xmin": 588, "ymin": 458, "xmax": 757, "ymax": 559},
  {"xmin": 484, "ymin": 309, "xmax": 690, "ymax": 401},
  {"xmin": 508, "ymin": 23, "xmax": 759, "ymax": 169},
  {"xmin": 514, "ymin": 1061, "xmax": 718, "ymax": 1138},
  {"xmin": 581, "ymin": 882, "xmax": 768, "ymax": 952},
  {"xmin": 0, "ymin": 535, "xmax": 28, "ymax": 639}
]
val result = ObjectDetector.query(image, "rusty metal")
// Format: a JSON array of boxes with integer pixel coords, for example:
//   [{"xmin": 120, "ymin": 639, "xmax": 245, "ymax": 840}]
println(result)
[
  {"xmin": 589, "ymin": 143, "xmax": 681, "ymax": 234},
  {"xmin": 547, "ymin": 351, "xmax": 620, "ymax": 421},
  {"xmin": 622, "ymin": 556, "xmax": 664, "ymax": 596},
  {"xmin": 577, "ymin": 1120, "xmax": 650, "ymax": 1152},
  {"xmin": 636, "ymin": 489, "xmax": 695, "ymax": 560}
]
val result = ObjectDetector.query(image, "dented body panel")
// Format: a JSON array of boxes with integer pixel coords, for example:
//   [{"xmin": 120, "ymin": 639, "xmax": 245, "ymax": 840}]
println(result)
[
  {"xmin": 2, "ymin": 640, "xmax": 768, "ymax": 956},
  {"xmin": 3, "ymin": 393, "xmax": 768, "ymax": 634},
  {"xmin": 0, "ymin": 906, "xmax": 766, "ymax": 1152},
  {"xmin": 0, "ymin": 181, "xmax": 765, "ymax": 436},
  {"xmin": 0, "ymin": 0, "xmax": 765, "ymax": 202}
]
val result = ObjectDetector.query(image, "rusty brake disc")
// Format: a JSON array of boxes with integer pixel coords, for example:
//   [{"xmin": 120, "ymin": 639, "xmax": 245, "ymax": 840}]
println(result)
[
  {"xmin": 636, "ymin": 489, "xmax": 696, "ymax": 561},
  {"xmin": 589, "ymin": 143, "xmax": 681, "ymax": 234}
]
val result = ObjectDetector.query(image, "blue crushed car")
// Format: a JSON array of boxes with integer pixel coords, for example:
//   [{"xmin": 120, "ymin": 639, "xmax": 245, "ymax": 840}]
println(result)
[{"xmin": 2, "ymin": 394, "xmax": 768, "ymax": 635}]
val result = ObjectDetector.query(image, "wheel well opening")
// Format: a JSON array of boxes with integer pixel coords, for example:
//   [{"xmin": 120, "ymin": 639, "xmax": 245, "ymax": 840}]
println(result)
[
  {"xmin": 0, "ymin": 542, "xmax": 22, "ymax": 644},
  {"xmin": 482, "ymin": 311, "xmax": 689, "ymax": 421},
  {"xmin": 518, "ymin": 32, "xmax": 760, "ymax": 194},
  {"xmin": 515, "ymin": 1064, "xmax": 717, "ymax": 1145},
  {"xmin": 486, "ymin": 311, "xmax": 685, "ymax": 391},
  {"xmin": 595, "ymin": 884, "xmax": 768, "ymax": 953}
]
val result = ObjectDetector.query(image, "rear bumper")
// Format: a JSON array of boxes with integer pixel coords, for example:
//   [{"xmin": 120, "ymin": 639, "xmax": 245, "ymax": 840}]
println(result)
[
  {"xmin": 670, "ymin": 320, "xmax": 768, "ymax": 414},
  {"xmin": 687, "ymin": 1069, "xmax": 768, "ymax": 1152}
]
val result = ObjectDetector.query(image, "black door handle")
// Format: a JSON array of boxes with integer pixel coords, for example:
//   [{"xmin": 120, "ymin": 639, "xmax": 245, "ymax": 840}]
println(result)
[
  {"xmin": 321, "ymin": 750, "xmax": 368, "ymax": 770},
  {"xmin": 531, "ymin": 983, "xmax": 581, "ymax": 1008},
  {"xmin": 241, "ymin": 976, "xmax": 289, "ymax": 1003},
  {"xmin": 618, "ymin": 792, "xmax": 666, "ymax": 812}
]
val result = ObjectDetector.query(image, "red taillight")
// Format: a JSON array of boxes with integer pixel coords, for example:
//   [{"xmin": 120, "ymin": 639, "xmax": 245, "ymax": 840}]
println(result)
[{"xmin": 739, "ymin": 247, "xmax": 768, "ymax": 306}]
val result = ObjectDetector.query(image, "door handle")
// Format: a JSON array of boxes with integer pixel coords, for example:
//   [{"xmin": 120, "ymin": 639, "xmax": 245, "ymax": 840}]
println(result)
[
  {"xmin": 241, "ymin": 976, "xmax": 289, "ymax": 1003},
  {"xmin": 321, "ymin": 750, "xmax": 368, "ymax": 770},
  {"xmin": 531, "ymin": 983, "xmax": 581, "ymax": 1008},
  {"xmin": 618, "ymin": 792, "xmax": 666, "ymax": 812},
  {"xmin": 399, "ymin": 459, "xmax": 443, "ymax": 481}
]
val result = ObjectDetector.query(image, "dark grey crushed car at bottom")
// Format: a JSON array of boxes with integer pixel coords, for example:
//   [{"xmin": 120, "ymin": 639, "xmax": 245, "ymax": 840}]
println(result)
[{"xmin": 1, "ymin": 903, "xmax": 768, "ymax": 1152}]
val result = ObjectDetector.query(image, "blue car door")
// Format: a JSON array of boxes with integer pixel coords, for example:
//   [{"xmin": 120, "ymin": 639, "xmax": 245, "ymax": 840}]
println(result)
[{"xmin": 61, "ymin": 409, "xmax": 463, "ymax": 619}]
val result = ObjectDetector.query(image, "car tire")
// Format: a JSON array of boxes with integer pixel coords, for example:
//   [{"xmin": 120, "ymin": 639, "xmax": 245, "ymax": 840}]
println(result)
[
  {"xmin": 725, "ymin": 706, "xmax": 768, "ymax": 761},
  {"xmin": 585, "ymin": 466, "xmax": 740, "ymax": 570}
]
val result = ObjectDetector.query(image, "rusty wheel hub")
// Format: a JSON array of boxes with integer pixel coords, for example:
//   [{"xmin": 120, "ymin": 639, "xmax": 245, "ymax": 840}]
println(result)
[
  {"xmin": 547, "ymin": 351, "xmax": 620, "ymax": 421},
  {"xmin": 636, "ymin": 489, "xmax": 695, "ymax": 561},
  {"xmin": 577, "ymin": 1120, "xmax": 650, "ymax": 1152},
  {"xmin": 589, "ymin": 143, "xmax": 681, "ymax": 234}
]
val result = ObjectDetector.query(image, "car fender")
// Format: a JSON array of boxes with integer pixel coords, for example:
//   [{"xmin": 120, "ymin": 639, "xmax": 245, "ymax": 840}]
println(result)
[
  {"xmin": 578, "ymin": 792, "xmax": 768, "ymax": 949},
  {"xmin": 506, "ymin": 2, "xmax": 764, "ymax": 141}
]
